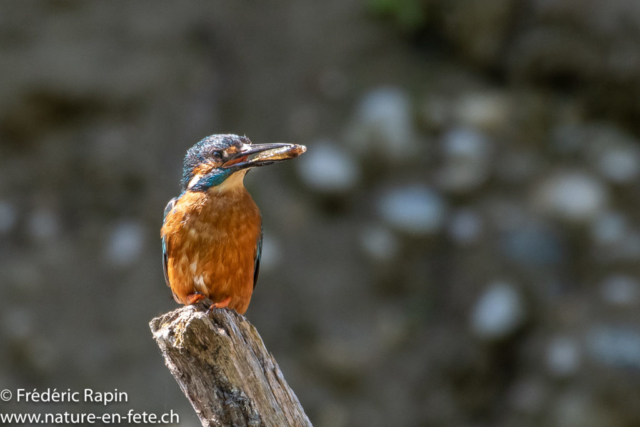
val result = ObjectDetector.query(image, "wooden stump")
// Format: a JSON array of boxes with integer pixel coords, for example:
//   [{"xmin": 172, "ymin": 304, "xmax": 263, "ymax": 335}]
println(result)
[{"xmin": 150, "ymin": 304, "xmax": 312, "ymax": 427}]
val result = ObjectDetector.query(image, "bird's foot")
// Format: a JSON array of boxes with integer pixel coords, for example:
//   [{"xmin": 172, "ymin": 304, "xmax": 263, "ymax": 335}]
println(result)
[
  {"xmin": 207, "ymin": 297, "xmax": 232, "ymax": 315},
  {"xmin": 186, "ymin": 292, "xmax": 207, "ymax": 305}
]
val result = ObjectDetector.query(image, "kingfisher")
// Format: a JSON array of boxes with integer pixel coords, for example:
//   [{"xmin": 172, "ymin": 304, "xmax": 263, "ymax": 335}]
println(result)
[{"xmin": 161, "ymin": 134, "xmax": 306, "ymax": 314}]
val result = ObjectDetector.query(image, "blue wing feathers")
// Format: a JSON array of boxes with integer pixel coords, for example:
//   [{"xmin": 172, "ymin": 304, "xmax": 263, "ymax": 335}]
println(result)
[
  {"xmin": 162, "ymin": 197, "xmax": 178, "ymax": 289},
  {"xmin": 253, "ymin": 228, "xmax": 263, "ymax": 289}
]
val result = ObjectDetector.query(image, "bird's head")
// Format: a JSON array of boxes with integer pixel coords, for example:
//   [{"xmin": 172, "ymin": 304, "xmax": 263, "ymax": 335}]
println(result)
[{"xmin": 181, "ymin": 134, "xmax": 306, "ymax": 192}]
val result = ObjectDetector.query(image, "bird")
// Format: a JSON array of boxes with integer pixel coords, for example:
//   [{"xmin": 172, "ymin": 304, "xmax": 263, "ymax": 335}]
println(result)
[{"xmin": 161, "ymin": 134, "xmax": 306, "ymax": 314}]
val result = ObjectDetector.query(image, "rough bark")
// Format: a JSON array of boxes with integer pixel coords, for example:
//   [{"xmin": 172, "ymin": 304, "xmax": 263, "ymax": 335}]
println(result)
[{"xmin": 150, "ymin": 304, "xmax": 312, "ymax": 427}]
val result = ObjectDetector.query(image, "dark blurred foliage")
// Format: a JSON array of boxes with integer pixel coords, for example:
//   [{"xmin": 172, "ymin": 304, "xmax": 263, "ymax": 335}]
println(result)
[{"xmin": 2, "ymin": 1, "xmax": 640, "ymax": 427}]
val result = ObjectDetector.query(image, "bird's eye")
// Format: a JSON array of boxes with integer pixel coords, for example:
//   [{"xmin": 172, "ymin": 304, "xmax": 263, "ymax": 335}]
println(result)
[{"xmin": 212, "ymin": 151, "xmax": 223, "ymax": 160}]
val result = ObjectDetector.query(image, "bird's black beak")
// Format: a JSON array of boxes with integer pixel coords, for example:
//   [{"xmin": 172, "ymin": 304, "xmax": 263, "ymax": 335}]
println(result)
[{"xmin": 222, "ymin": 142, "xmax": 307, "ymax": 171}]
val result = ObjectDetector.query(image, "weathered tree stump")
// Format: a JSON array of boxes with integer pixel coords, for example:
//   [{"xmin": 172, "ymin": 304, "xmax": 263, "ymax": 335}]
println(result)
[{"xmin": 150, "ymin": 304, "xmax": 312, "ymax": 427}]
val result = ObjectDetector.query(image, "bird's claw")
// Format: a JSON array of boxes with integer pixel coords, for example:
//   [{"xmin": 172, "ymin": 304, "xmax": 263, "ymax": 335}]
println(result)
[{"xmin": 206, "ymin": 297, "xmax": 232, "ymax": 315}]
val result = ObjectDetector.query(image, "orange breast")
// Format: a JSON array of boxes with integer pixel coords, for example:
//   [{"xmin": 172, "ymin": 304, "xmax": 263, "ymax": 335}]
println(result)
[{"xmin": 161, "ymin": 187, "xmax": 262, "ymax": 314}]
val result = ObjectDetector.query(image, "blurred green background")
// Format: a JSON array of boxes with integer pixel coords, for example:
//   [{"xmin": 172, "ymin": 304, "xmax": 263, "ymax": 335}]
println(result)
[{"xmin": 2, "ymin": 1, "xmax": 640, "ymax": 426}]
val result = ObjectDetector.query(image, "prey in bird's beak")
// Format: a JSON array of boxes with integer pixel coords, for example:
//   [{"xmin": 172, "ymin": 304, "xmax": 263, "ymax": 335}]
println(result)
[{"xmin": 222, "ymin": 142, "xmax": 307, "ymax": 172}]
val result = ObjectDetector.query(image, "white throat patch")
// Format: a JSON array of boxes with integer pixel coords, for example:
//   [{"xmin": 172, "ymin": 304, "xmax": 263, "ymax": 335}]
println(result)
[
  {"xmin": 187, "ymin": 174, "xmax": 202, "ymax": 190},
  {"xmin": 212, "ymin": 170, "xmax": 247, "ymax": 193}
]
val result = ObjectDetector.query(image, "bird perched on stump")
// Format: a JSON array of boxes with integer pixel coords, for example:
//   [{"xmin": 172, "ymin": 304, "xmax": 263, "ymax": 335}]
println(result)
[{"xmin": 161, "ymin": 134, "xmax": 306, "ymax": 314}]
